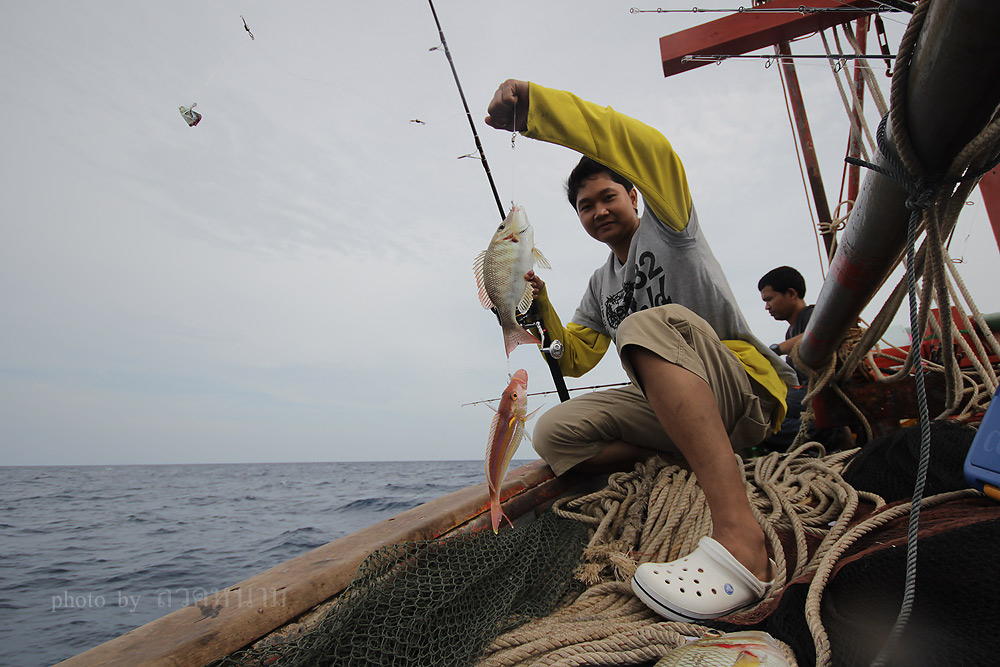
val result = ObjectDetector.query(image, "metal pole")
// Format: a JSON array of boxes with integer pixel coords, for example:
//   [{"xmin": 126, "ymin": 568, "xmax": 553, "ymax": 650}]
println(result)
[
  {"xmin": 778, "ymin": 41, "xmax": 837, "ymax": 259},
  {"xmin": 846, "ymin": 18, "xmax": 868, "ymax": 210},
  {"xmin": 798, "ymin": 0, "xmax": 1000, "ymax": 372}
]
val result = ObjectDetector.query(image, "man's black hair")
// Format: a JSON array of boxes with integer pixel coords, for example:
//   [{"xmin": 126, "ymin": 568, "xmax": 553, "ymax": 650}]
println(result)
[
  {"xmin": 565, "ymin": 156, "xmax": 635, "ymax": 209},
  {"xmin": 758, "ymin": 266, "xmax": 806, "ymax": 299}
]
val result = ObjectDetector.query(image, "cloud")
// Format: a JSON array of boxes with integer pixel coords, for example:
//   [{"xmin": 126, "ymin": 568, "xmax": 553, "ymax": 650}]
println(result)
[{"xmin": 2, "ymin": 3, "xmax": 996, "ymax": 465}]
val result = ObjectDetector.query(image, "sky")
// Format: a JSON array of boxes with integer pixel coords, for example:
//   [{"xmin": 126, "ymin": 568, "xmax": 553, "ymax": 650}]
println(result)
[{"xmin": 2, "ymin": 2, "xmax": 997, "ymax": 466}]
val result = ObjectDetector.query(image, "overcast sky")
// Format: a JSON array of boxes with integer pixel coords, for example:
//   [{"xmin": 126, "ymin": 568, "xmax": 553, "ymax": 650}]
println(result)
[{"xmin": 2, "ymin": 2, "xmax": 996, "ymax": 466}]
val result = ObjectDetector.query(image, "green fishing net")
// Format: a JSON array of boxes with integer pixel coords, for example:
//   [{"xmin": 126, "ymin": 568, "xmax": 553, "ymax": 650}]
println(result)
[{"xmin": 213, "ymin": 510, "xmax": 588, "ymax": 667}]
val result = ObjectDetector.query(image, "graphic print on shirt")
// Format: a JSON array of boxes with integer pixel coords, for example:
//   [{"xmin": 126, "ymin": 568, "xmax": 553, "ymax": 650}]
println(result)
[
  {"xmin": 605, "ymin": 281, "xmax": 636, "ymax": 330},
  {"xmin": 604, "ymin": 251, "xmax": 672, "ymax": 330}
]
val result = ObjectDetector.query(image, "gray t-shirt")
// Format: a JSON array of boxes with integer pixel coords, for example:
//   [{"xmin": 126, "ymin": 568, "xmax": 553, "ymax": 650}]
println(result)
[{"xmin": 572, "ymin": 204, "xmax": 797, "ymax": 388}]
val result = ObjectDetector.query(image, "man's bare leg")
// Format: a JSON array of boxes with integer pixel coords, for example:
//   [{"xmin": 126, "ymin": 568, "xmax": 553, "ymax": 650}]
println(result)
[{"xmin": 626, "ymin": 346, "xmax": 771, "ymax": 582}]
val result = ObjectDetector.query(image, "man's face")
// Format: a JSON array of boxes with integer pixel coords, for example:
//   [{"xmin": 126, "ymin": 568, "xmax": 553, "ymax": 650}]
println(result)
[
  {"xmin": 760, "ymin": 286, "xmax": 796, "ymax": 321},
  {"xmin": 575, "ymin": 174, "xmax": 640, "ymax": 248}
]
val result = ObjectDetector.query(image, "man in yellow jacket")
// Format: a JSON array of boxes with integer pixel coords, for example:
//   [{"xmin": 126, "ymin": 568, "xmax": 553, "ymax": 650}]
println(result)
[{"xmin": 485, "ymin": 79, "xmax": 797, "ymax": 623}]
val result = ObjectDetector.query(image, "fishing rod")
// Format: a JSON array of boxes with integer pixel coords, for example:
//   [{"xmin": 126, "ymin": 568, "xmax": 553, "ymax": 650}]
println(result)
[
  {"xmin": 426, "ymin": 0, "xmax": 571, "ymax": 403},
  {"xmin": 426, "ymin": 0, "xmax": 504, "ymax": 220},
  {"xmin": 462, "ymin": 382, "xmax": 629, "ymax": 407}
]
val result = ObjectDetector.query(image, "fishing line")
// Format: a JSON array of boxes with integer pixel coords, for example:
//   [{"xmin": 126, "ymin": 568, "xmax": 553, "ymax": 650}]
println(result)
[
  {"xmin": 195, "ymin": 15, "xmax": 437, "ymax": 127},
  {"xmin": 461, "ymin": 382, "xmax": 629, "ymax": 407},
  {"xmin": 254, "ymin": 40, "xmax": 404, "ymax": 119},
  {"xmin": 426, "ymin": 0, "xmax": 569, "ymax": 402},
  {"xmin": 509, "ymin": 99, "xmax": 518, "ymax": 209},
  {"xmin": 199, "ymin": 47, "xmax": 240, "ymax": 95}
]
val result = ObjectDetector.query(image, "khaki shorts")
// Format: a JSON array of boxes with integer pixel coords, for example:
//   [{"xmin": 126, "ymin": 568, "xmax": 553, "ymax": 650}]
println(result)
[{"xmin": 533, "ymin": 304, "xmax": 778, "ymax": 475}]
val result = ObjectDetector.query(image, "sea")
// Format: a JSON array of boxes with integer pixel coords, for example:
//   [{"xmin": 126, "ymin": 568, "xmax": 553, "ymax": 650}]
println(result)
[{"xmin": 0, "ymin": 460, "xmax": 527, "ymax": 667}]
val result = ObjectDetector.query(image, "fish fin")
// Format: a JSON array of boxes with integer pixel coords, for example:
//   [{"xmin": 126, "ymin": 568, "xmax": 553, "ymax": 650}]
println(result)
[
  {"xmin": 473, "ymin": 251, "xmax": 495, "ymax": 310},
  {"xmin": 503, "ymin": 324, "xmax": 541, "ymax": 357},
  {"xmin": 532, "ymin": 246, "xmax": 551, "ymax": 270},
  {"xmin": 490, "ymin": 489, "xmax": 515, "ymax": 534},
  {"xmin": 516, "ymin": 281, "xmax": 533, "ymax": 315},
  {"xmin": 520, "ymin": 406, "xmax": 543, "ymax": 443}
]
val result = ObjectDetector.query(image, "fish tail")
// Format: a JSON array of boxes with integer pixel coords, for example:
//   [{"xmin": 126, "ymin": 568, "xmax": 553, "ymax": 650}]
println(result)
[
  {"xmin": 490, "ymin": 500, "xmax": 502, "ymax": 533},
  {"xmin": 490, "ymin": 498, "xmax": 513, "ymax": 534},
  {"xmin": 503, "ymin": 324, "xmax": 541, "ymax": 357}
]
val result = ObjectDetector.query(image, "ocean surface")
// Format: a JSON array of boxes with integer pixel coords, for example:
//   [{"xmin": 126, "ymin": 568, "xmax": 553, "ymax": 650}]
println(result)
[{"xmin": 1, "ymin": 461, "xmax": 527, "ymax": 667}]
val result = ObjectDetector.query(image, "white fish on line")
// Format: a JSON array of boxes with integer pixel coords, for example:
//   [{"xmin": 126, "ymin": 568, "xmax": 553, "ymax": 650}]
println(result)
[{"xmin": 474, "ymin": 204, "xmax": 550, "ymax": 357}]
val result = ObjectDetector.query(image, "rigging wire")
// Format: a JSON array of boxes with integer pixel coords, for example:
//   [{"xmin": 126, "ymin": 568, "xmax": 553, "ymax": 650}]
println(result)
[
  {"xmin": 629, "ymin": 1, "xmax": 914, "ymax": 28},
  {"xmin": 683, "ymin": 52, "xmax": 895, "ymax": 64},
  {"xmin": 630, "ymin": 5, "xmax": 908, "ymax": 14}
]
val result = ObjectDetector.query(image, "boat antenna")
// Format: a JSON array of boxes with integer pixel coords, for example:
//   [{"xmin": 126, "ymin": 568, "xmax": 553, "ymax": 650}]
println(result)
[{"xmin": 427, "ymin": 0, "xmax": 505, "ymax": 221}]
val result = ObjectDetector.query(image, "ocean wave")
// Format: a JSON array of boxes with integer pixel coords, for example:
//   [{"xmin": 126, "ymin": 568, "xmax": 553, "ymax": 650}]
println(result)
[
  {"xmin": 256, "ymin": 527, "xmax": 329, "ymax": 557},
  {"xmin": 336, "ymin": 497, "xmax": 418, "ymax": 513},
  {"xmin": 382, "ymin": 482, "xmax": 468, "ymax": 493},
  {"xmin": 1, "ymin": 460, "xmax": 486, "ymax": 666}
]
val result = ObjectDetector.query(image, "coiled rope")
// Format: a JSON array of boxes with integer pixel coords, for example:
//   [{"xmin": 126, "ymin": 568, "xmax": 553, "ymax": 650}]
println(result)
[
  {"xmin": 804, "ymin": 487, "xmax": 980, "ymax": 667},
  {"xmin": 477, "ymin": 446, "xmax": 883, "ymax": 666}
]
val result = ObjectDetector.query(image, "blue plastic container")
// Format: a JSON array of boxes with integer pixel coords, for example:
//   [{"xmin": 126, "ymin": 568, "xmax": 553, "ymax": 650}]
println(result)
[{"xmin": 964, "ymin": 388, "xmax": 1000, "ymax": 501}]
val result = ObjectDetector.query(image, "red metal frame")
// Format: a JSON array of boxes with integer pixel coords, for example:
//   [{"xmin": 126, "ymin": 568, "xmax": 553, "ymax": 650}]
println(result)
[
  {"xmin": 659, "ymin": 3, "xmax": 999, "ymax": 436},
  {"xmin": 846, "ymin": 19, "xmax": 868, "ymax": 211},
  {"xmin": 660, "ymin": 0, "xmax": 881, "ymax": 77},
  {"xmin": 979, "ymin": 167, "xmax": 1000, "ymax": 254},
  {"xmin": 777, "ymin": 41, "xmax": 836, "ymax": 259}
]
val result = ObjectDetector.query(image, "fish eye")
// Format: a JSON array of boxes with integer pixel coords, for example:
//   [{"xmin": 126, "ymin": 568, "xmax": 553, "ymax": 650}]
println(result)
[{"xmin": 497, "ymin": 223, "xmax": 505, "ymax": 231}]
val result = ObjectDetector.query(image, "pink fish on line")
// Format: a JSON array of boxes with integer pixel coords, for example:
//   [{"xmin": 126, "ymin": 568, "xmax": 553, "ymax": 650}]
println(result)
[{"xmin": 485, "ymin": 369, "xmax": 540, "ymax": 533}]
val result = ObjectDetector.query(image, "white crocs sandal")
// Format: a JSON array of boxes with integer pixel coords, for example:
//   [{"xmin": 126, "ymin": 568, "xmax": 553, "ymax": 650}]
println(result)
[{"xmin": 630, "ymin": 536, "xmax": 775, "ymax": 622}]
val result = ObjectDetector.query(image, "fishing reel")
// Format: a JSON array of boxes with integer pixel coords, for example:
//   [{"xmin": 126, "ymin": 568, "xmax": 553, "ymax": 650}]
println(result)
[
  {"xmin": 518, "ymin": 315, "xmax": 563, "ymax": 360},
  {"xmin": 513, "ymin": 307, "xmax": 570, "ymax": 402},
  {"xmin": 544, "ymin": 338, "xmax": 564, "ymax": 360}
]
